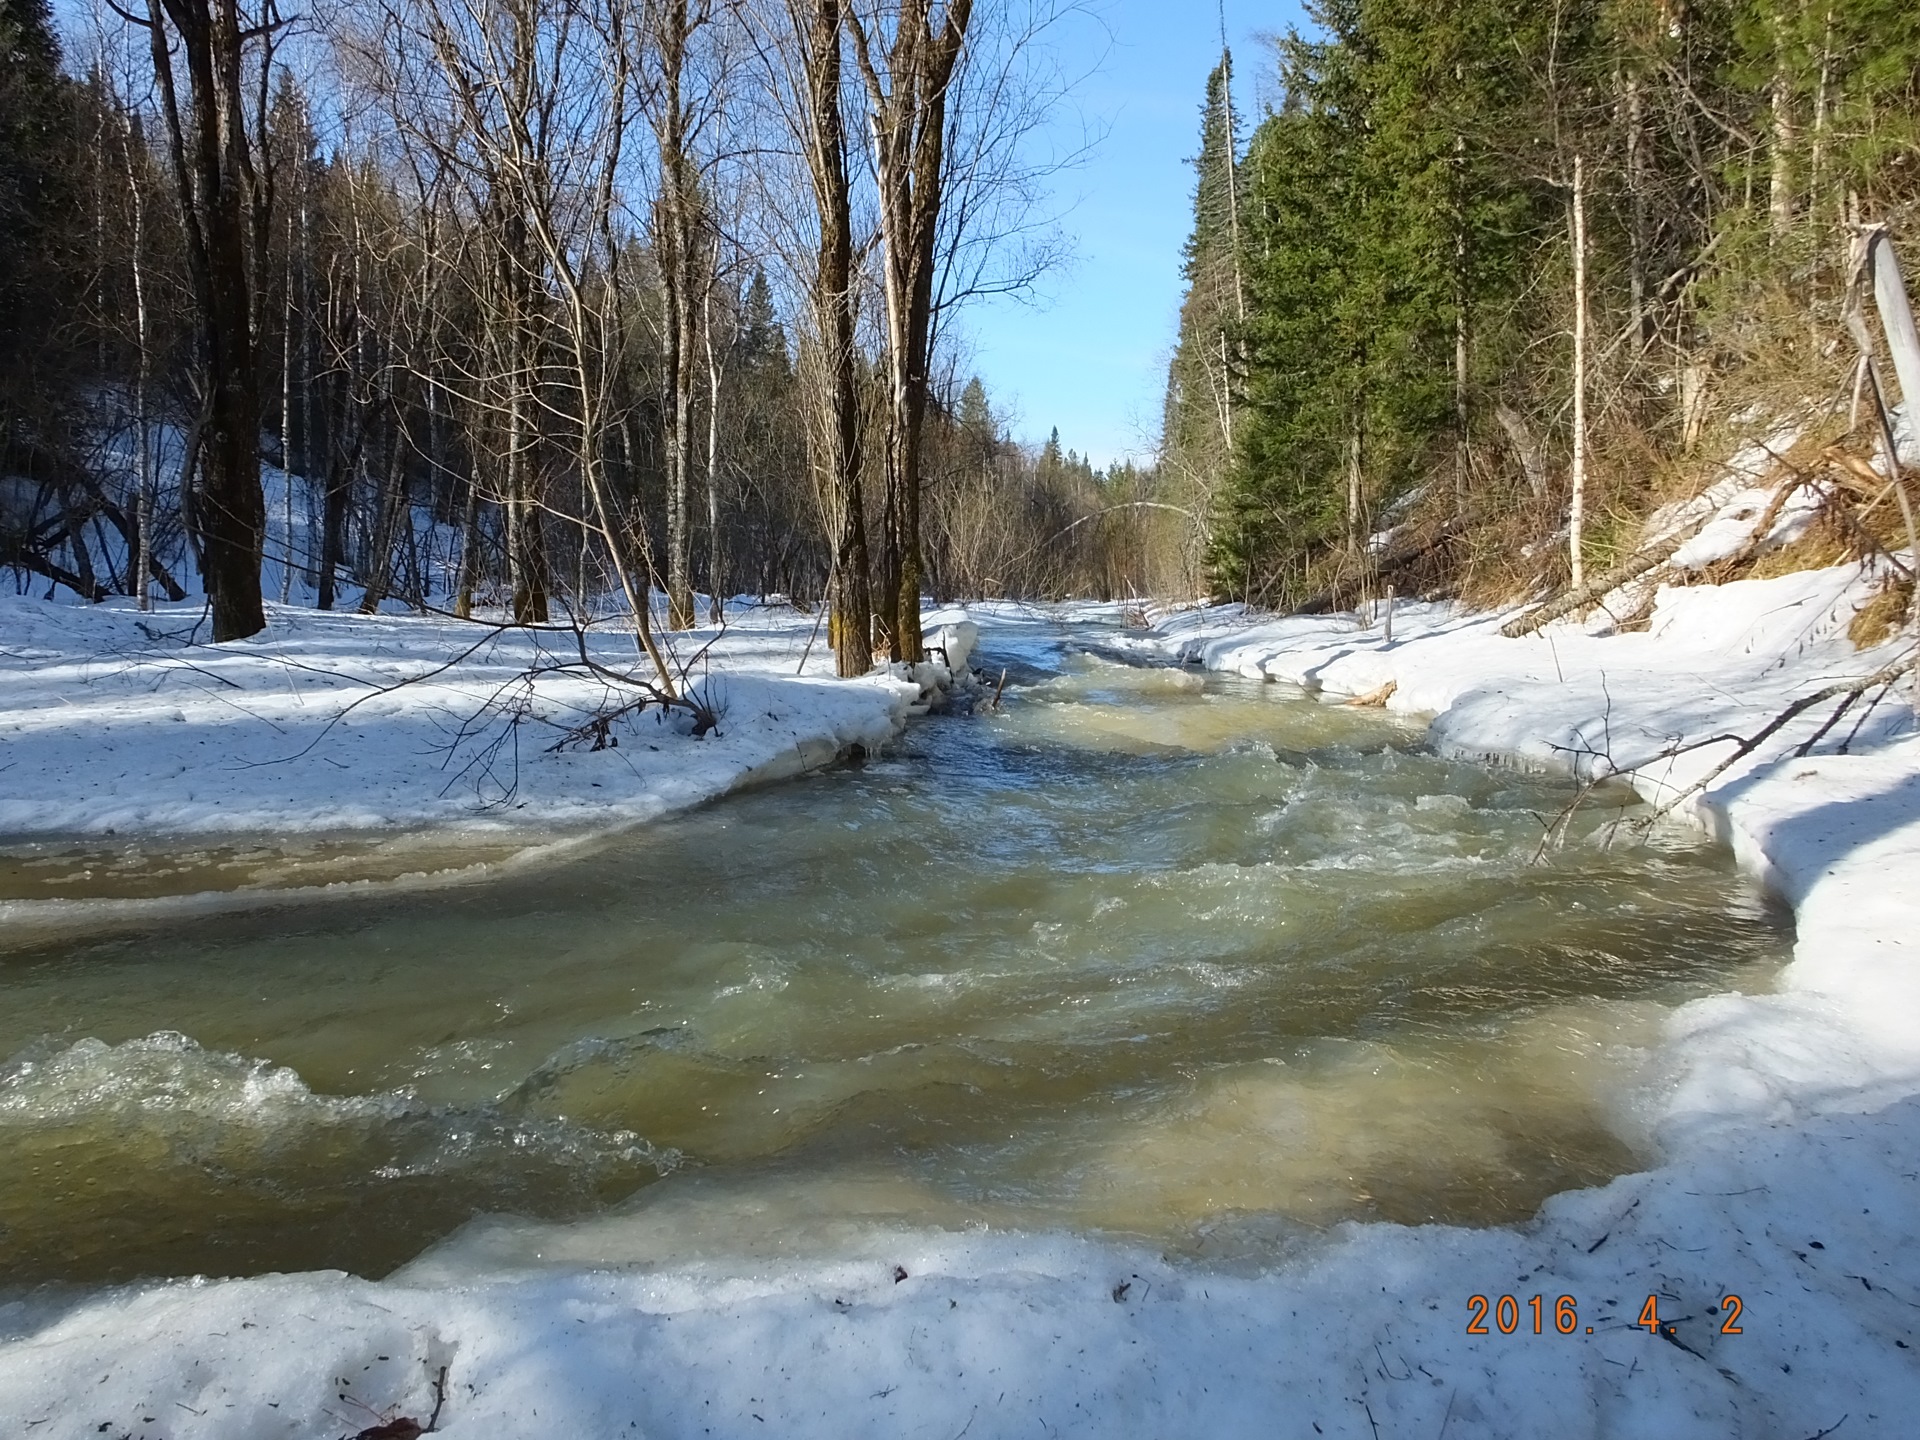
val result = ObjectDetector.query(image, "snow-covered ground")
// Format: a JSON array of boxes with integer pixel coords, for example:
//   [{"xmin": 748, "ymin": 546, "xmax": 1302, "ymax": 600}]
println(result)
[
  {"xmin": 7, "ymin": 550, "xmax": 1920, "ymax": 1434},
  {"xmin": 0, "ymin": 597, "xmax": 916, "ymax": 838}
]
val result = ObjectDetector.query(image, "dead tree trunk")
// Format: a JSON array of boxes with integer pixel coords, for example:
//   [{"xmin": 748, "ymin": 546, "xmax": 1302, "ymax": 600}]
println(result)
[
  {"xmin": 1867, "ymin": 228, "xmax": 1920, "ymax": 419},
  {"xmin": 1495, "ymin": 403, "xmax": 1548, "ymax": 498}
]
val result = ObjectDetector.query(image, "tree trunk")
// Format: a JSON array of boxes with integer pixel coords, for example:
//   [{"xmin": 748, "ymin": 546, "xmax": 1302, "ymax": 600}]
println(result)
[
  {"xmin": 279, "ymin": 202, "xmax": 296, "ymax": 604},
  {"xmin": 1494, "ymin": 403, "xmax": 1548, "ymax": 498},
  {"xmin": 359, "ymin": 409, "xmax": 407, "ymax": 614},
  {"xmin": 1570, "ymin": 153, "xmax": 1590, "ymax": 593},
  {"xmin": 300, "ymin": 193, "xmax": 317, "ymax": 589},
  {"xmin": 1346, "ymin": 408, "xmax": 1363, "ymax": 555},
  {"xmin": 316, "ymin": 373, "xmax": 355, "ymax": 611},
  {"xmin": 145, "ymin": 0, "xmax": 268, "ymax": 641},
  {"xmin": 652, "ymin": 0, "xmax": 700, "ymax": 632},
  {"xmin": 124, "ymin": 118, "xmax": 156, "ymax": 610},
  {"xmin": 454, "ymin": 470, "xmax": 480, "ymax": 619},
  {"xmin": 704, "ymin": 266, "xmax": 728, "ymax": 625},
  {"xmin": 795, "ymin": 0, "xmax": 871, "ymax": 676},
  {"xmin": 1768, "ymin": 6, "xmax": 1797, "ymax": 242},
  {"xmin": 844, "ymin": 0, "xmax": 973, "ymax": 665},
  {"xmin": 1623, "ymin": 70, "xmax": 1649, "ymax": 347},
  {"xmin": 1454, "ymin": 220, "xmax": 1470, "ymax": 505},
  {"xmin": 505, "ymin": 380, "xmax": 547, "ymax": 625},
  {"xmin": 316, "ymin": 262, "xmax": 356, "ymax": 612},
  {"xmin": 1811, "ymin": 7, "xmax": 1834, "ymax": 227}
]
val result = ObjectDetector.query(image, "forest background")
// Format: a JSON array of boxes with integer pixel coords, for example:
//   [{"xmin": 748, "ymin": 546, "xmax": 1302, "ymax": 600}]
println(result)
[{"xmin": 4, "ymin": 0, "xmax": 1919, "ymax": 668}]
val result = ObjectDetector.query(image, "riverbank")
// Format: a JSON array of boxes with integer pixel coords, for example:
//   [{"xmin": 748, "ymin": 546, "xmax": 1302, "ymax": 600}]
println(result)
[
  {"xmin": 0, "ymin": 594, "xmax": 917, "ymax": 843},
  {"xmin": 4, "ymin": 583, "xmax": 1919, "ymax": 1438}
]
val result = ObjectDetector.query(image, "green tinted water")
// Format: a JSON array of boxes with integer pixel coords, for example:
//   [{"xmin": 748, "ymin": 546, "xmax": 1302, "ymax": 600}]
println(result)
[{"xmin": 0, "ymin": 639, "xmax": 1790, "ymax": 1287}]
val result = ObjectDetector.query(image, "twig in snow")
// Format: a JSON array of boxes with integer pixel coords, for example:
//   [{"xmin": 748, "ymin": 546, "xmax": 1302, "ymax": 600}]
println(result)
[
  {"xmin": 118, "ymin": 650, "xmax": 243, "ymax": 690},
  {"xmin": 240, "ymin": 623, "xmax": 525, "ymax": 768},
  {"xmin": 1656, "ymin": 1321, "xmax": 1708, "ymax": 1361},
  {"xmin": 434, "ymin": 685, "xmax": 528, "ymax": 808},
  {"xmin": 426, "ymin": 1364, "xmax": 449, "ymax": 1433},
  {"xmin": 134, "ymin": 602, "xmax": 211, "ymax": 647},
  {"xmin": 1798, "ymin": 1416, "xmax": 1848, "ymax": 1440},
  {"xmin": 1836, "ymin": 676, "xmax": 1902, "ymax": 756}
]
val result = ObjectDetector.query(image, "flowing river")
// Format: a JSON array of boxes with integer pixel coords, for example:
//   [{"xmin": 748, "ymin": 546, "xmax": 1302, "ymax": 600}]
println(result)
[{"xmin": 0, "ymin": 622, "xmax": 1790, "ymax": 1290}]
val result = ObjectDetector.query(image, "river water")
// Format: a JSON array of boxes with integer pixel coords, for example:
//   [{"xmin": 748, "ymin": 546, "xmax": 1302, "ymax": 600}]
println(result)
[{"xmin": 0, "ymin": 624, "xmax": 1790, "ymax": 1288}]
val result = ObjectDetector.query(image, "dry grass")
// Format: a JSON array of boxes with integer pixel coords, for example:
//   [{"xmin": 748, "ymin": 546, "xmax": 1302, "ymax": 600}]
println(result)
[
  {"xmin": 1850, "ymin": 576, "xmax": 1914, "ymax": 651},
  {"xmin": 1266, "ymin": 335, "xmax": 1894, "ymax": 620},
  {"xmin": 1748, "ymin": 516, "xmax": 1854, "ymax": 580}
]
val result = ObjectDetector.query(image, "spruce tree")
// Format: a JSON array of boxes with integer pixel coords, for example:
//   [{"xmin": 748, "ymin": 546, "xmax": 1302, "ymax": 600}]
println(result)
[
  {"xmin": 0, "ymin": 0, "xmax": 76, "ymax": 480},
  {"xmin": 1163, "ymin": 57, "xmax": 1245, "ymax": 503}
]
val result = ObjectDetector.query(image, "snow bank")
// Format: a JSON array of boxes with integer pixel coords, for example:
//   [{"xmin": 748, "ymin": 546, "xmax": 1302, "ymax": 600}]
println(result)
[{"xmin": 0, "ymin": 595, "xmax": 915, "ymax": 847}]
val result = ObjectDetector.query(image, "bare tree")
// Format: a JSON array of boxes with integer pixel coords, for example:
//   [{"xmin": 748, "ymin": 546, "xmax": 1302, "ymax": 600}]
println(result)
[
  {"xmin": 760, "ymin": 0, "xmax": 873, "ymax": 675},
  {"xmin": 132, "ymin": 0, "xmax": 282, "ymax": 639},
  {"xmin": 842, "ymin": 0, "xmax": 968, "ymax": 664},
  {"xmin": 345, "ymin": 0, "xmax": 683, "ymax": 688}
]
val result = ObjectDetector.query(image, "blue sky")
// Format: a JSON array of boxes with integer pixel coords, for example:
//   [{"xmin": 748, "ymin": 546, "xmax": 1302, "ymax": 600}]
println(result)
[{"xmin": 956, "ymin": 1, "xmax": 1306, "ymax": 470}]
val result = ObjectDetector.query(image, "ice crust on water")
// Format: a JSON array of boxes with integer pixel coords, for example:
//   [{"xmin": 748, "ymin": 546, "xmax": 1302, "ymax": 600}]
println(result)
[{"xmin": 4, "ymin": 566, "xmax": 1920, "ymax": 1434}]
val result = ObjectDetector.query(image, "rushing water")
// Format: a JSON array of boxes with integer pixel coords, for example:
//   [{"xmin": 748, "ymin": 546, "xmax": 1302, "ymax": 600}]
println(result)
[{"xmin": 0, "ymin": 625, "xmax": 1791, "ymax": 1288}]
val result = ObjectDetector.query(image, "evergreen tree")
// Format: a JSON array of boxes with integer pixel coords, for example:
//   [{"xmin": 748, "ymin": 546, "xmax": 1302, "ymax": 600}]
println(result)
[
  {"xmin": 0, "ymin": 0, "xmax": 77, "ymax": 474},
  {"xmin": 739, "ymin": 267, "xmax": 789, "ymax": 375},
  {"xmin": 1163, "ymin": 56, "xmax": 1245, "ymax": 502},
  {"xmin": 956, "ymin": 376, "xmax": 995, "ymax": 470},
  {"xmin": 1039, "ymin": 425, "xmax": 1064, "ymax": 482},
  {"xmin": 957, "ymin": 376, "xmax": 992, "ymax": 435}
]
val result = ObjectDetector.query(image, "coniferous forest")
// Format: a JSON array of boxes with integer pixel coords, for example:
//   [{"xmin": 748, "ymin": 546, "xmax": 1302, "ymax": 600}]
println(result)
[{"xmin": 1165, "ymin": 1, "xmax": 1920, "ymax": 614}]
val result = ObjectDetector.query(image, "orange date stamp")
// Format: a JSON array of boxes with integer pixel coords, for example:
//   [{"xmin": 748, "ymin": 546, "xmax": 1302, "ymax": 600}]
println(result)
[{"xmin": 1466, "ymin": 1293, "xmax": 1744, "ymax": 1336}]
